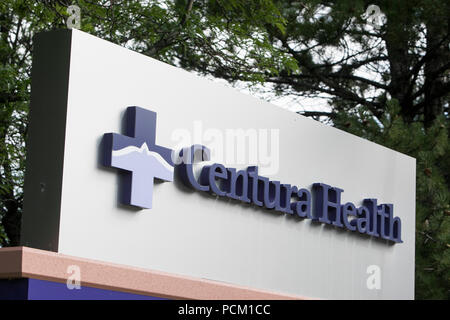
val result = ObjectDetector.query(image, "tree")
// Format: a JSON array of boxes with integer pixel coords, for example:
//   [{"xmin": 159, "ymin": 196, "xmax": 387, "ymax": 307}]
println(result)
[
  {"xmin": 0, "ymin": 0, "xmax": 286, "ymax": 246},
  {"xmin": 0, "ymin": 0, "xmax": 448, "ymax": 299},
  {"xmin": 173, "ymin": 0, "xmax": 450, "ymax": 299},
  {"xmin": 179, "ymin": 0, "xmax": 449, "ymax": 129},
  {"xmin": 333, "ymin": 100, "xmax": 450, "ymax": 299}
]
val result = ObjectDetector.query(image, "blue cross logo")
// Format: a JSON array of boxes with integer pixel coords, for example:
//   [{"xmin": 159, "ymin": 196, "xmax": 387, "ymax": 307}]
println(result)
[{"xmin": 102, "ymin": 107, "xmax": 174, "ymax": 209}]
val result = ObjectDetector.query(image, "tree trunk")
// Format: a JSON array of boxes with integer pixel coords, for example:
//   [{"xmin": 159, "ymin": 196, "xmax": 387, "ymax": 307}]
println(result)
[{"xmin": 423, "ymin": 17, "xmax": 449, "ymax": 128}]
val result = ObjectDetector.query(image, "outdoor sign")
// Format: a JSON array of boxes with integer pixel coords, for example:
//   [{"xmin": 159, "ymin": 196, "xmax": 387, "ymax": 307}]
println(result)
[
  {"xmin": 21, "ymin": 29, "xmax": 416, "ymax": 299},
  {"xmin": 102, "ymin": 106, "xmax": 403, "ymax": 243}
]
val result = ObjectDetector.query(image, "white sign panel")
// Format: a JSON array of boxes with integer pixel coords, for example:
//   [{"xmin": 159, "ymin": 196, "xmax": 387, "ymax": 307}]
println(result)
[{"xmin": 22, "ymin": 29, "xmax": 415, "ymax": 299}]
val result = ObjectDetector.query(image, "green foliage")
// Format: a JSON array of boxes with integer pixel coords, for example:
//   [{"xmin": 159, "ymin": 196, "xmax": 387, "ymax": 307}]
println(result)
[
  {"xmin": 333, "ymin": 100, "xmax": 450, "ymax": 299},
  {"xmin": 0, "ymin": 0, "xmax": 287, "ymax": 245},
  {"xmin": 0, "ymin": 0, "xmax": 448, "ymax": 299}
]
